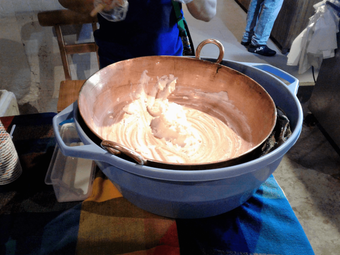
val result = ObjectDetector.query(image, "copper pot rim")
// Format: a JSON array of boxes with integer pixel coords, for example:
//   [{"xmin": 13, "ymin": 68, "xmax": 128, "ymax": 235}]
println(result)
[{"xmin": 77, "ymin": 39, "xmax": 277, "ymax": 170}]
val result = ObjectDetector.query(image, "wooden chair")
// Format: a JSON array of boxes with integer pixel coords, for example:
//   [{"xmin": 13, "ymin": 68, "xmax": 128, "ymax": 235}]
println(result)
[{"xmin": 38, "ymin": 9, "xmax": 99, "ymax": 112}]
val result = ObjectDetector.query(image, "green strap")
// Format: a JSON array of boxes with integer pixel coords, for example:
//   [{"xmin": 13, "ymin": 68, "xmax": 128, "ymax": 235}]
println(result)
[
  {"xmin": 172, "ymin": 1, "xmax": 194, "ymax": 55},
  {"xmin": 172, "ymin": 1, "xmax": 187, "ymax": 35}
]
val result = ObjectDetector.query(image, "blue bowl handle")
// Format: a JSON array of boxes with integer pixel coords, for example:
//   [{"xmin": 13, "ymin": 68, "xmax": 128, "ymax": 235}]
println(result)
[
  {"xmin": 52, "ymin": 102, "xmax": 112, "ymax": 163},
  {"xmin": 241, "ymin": 63, "xmax": 299, "ymax": 95}
]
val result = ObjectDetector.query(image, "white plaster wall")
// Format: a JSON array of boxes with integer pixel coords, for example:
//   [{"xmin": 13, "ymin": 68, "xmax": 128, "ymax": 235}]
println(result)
[
  {"xmin": 0, "ymin": 1, "xmax": 98, "ymax": 113},
  {"xmin": 0, "ymin": 0, "xmax": 64, "ymax": 112},
  {"xmin": 0, "ymin": 15, "xmax": 32, "ymax": 103},
  {"xmin": 0, "ymin": 0, "xmax": 63, "ymax": 17}
]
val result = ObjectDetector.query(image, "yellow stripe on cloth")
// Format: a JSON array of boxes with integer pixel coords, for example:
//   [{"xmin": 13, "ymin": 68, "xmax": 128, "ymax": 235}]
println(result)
[
  {"xmin": 85, "ymin": 171, "xmax": 123, "ymax": 202},
  {"xmin": 77, "ymin": 171, "xmax": 180, "ymax": 255}
]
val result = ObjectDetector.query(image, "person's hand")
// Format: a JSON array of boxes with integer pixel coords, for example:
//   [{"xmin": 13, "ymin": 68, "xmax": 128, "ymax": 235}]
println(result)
[
  {"xmin": 92, "ymin": 0, "xmax": 115, "ymax": 15},
  {"xmin": 186, "ymin": 0, "xmax": 217, "ymax": 22},
  {"xmin": 92, "ymin": 0, "xmax": 129, "ymax": 21},
  {"xmin": 58, "ymin": 0, "xmax": 94, "ymax": 14},
  {"xmin": 173, "ymin": 0, "xmax": 193, "ymax": 3},
  {"xmin": 93, "ymin": 0, "xmax": 125, "ymax": 12}
]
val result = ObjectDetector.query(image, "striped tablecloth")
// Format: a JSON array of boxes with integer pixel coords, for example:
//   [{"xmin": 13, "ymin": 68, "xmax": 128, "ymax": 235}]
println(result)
[{"xmin": 0, "ymin": 113, "xmax": 314, "ymax": 255}]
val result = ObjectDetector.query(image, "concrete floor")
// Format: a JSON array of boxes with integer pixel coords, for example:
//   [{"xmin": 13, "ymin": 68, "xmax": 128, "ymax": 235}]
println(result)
[{"xmin": 1, "ymin": 0, "xmax": 340, "ymax": 254}]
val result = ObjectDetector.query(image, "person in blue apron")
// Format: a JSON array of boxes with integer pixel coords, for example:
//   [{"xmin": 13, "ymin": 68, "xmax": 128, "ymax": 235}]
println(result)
[{"xmin": 93, "ymin": 0, "xmax": 217, "ymax": 68}]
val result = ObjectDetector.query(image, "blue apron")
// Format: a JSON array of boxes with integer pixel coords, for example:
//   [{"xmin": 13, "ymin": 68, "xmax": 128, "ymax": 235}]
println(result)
[{"xmin": 94, "ymin": 0, "xmax": 183, "ymax": 68}]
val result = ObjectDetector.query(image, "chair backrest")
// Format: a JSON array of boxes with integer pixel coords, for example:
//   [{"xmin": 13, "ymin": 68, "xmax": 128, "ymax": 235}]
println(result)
[{"xmin": 38, "ymin": 9, "xmax": 99, "ymax": 80}]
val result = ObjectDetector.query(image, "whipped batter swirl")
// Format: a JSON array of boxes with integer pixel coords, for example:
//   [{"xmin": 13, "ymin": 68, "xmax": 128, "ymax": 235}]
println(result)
[{"xmin": 99, "ymin": 71, "xmax": 253, "ymax": 164}]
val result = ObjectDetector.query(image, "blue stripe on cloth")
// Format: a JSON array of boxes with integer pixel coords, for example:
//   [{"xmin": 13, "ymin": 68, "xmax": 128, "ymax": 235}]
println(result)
[
  {"xmin": 0, "ymin": 113, "xmax": 81, "ymax": 255},
  {"xmin": 0, "ymin": 204, "xmax": 81, "ymax": 255},
  {"xmin": 177, "ymin": 175, "xmax": 315, "ymax": 255},
  {"xmin": 39, "ymin": 203, "xmax": 82, "ymax": 255}
]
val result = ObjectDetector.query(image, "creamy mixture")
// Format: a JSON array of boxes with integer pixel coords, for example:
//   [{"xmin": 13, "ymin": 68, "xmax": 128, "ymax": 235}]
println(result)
[{"xmin": 99, "ymin": 71, "xmax": 253, "ymax": 164}]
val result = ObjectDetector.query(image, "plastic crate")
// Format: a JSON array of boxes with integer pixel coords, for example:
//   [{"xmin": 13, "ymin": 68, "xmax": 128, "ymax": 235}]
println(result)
[{"xmin": 45, "ymin": 122, "xmax": 96, "ymax": 202}]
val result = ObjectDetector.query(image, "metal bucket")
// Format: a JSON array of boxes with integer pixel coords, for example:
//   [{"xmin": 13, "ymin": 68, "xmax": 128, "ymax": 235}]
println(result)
[{"xmin": 53, "ymin": 58, "xmax": 303, "ymax": 219}]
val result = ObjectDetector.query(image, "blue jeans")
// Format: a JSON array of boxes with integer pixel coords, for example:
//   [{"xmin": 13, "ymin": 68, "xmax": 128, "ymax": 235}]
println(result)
[{"xmin": 242, "ymin": 0, "xmax": 284, "ymax": 46}]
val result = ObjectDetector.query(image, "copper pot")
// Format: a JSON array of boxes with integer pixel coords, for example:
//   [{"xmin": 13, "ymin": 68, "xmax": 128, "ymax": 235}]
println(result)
[{"xmin": 78, "ymin": 39, "xmax": 277, "ymax": 170}]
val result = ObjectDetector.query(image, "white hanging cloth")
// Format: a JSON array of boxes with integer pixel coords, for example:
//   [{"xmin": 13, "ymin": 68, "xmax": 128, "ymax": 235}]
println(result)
[{"xmin": 287, "ymin": 0, "xmax": 340, "ymax": 74}]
